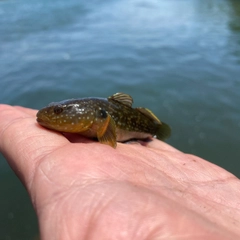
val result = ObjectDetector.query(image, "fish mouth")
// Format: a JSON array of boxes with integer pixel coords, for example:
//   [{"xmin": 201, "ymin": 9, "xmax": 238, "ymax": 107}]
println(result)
[
  {"xmin": 36, "ymin": 116, "xmax": 57, "ymax": 130},
  {"xmin": 36, "ymin": 117, "xmax": 45, "ymax": 123},
  {"xmin": 36, "ymin": 111, "xmax": 52, "ymax": 126},
  {"xmin": 36, "ymin": 116, "xmax": 50, "ymax": 126}
]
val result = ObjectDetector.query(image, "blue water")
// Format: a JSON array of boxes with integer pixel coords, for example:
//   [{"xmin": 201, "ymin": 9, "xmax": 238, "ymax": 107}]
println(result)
[{"xmin": 1, "ymin": 0, "xmax": 240, "ymax": 239}]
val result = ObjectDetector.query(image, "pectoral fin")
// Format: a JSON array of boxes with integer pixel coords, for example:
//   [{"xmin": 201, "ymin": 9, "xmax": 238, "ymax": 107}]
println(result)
[{"xmin": 97, "ymin": 113, "xmax": 117, "ymax": 148}]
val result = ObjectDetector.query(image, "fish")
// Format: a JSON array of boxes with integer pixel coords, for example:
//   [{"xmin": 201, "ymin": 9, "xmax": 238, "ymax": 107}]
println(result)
[{"xmin": 36, "ymin": 93, "xmax": 171, "ymax": 148}]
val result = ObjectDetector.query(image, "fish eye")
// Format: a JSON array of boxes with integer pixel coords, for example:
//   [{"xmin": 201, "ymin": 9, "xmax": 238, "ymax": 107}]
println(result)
[
  {"xmin": 54, "ymin": 105, "xmax": 63, "ymax": 114},
  {"xmin": 98, "ymin": 109, "xmax": 107, "ymax": 118}
]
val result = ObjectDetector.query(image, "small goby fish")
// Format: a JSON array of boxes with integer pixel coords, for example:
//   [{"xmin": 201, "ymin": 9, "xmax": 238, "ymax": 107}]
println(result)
[{"xmin": 36, "ymin": 93, "xmax": 171, "ymax": 148}]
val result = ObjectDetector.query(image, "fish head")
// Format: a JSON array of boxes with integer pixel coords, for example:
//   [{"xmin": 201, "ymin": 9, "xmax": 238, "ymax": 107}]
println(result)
[{"xmin": 36, "ymin": 100, "xmax": 94, "ymax": 132}]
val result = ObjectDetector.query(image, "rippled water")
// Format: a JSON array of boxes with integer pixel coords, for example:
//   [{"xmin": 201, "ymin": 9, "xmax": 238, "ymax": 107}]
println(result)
[{"xmin": 1, "ymin": 0, "xmax": 240, "ymax": 238}]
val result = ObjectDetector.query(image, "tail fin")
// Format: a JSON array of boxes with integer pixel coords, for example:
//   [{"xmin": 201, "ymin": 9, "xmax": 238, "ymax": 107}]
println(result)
[{"xmin": 156, "ymin": 122, "xmax": 171, "ymax": 141}]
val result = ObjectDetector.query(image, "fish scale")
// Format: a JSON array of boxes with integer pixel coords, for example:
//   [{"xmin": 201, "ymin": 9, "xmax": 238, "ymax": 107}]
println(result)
[{"xmin": 36, "ymin": 93, "xmax": 171, "ymax": 148}]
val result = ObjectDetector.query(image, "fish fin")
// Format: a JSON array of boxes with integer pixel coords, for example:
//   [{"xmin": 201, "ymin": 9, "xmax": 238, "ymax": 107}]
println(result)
[
  {"xmin": 136, "ymin": 107, "xmax": 161, "ymax": 124},
  {"xmin": 97, "ymin": 112, "xmax": 117, "ymax": 148},
  {"xmin": 155, "ymin": 122, "xmax": 171, "ymax": 140},
  {"xmin": 108, "ymin": 93, "xmax": 133, "ymax": 107}
]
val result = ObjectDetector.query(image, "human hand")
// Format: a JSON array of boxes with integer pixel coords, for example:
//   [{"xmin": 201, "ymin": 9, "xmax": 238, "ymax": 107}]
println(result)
[{"xmin": 0, "ymin": 104, "xmax": 239, "ymax": 240}]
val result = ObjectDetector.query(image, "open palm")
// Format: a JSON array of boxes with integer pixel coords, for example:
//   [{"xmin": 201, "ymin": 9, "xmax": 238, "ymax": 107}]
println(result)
[{"xmin": 0, "ymin": 104, "xmax": 239, "ymax": 240}]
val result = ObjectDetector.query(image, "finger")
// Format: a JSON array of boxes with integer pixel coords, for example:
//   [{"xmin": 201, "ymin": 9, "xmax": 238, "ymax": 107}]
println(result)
[
  {"xmin": 14, "ymin": 105, "xmax": 38, "ymax": 117},
  {"xmin": 0, "ymin": 104, "xmax": 69, "ymax": 186}
]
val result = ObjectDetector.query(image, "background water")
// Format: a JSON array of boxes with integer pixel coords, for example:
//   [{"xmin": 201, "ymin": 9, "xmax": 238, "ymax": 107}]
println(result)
[{"xmin": 1, "ymin": 0, "xmax": 240, "ymax": 239}]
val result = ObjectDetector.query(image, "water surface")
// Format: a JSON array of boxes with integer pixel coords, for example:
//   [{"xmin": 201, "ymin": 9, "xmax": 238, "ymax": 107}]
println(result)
[{"xmin": 1, "ymin": 0, "xmax": 240, "ymax": 239}]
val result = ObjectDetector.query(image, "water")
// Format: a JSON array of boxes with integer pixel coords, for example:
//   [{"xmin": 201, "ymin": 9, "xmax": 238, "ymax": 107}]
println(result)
[{"xmin": 1, "ymin": 0, "xmax": 240, "ymax": 238}]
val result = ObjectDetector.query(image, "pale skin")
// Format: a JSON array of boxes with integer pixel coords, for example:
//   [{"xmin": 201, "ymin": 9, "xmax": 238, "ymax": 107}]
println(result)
[{"xmin": 0, "ymin": 104, "xmax": 240, "ymax": 240}]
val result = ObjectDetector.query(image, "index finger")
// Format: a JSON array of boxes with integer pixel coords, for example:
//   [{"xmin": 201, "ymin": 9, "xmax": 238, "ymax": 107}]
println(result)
[{"xmin": 0, "ymin": 104, "xmax": 69, "ymax": 186}]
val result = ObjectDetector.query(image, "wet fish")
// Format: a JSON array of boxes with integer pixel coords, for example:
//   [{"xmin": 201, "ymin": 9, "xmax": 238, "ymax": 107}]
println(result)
[{"xmin": 36, "ymin": 93, "xmax": 171, "ymax": 148}]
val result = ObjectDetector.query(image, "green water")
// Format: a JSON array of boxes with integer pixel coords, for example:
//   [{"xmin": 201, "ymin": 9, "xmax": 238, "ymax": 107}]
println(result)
[{"xmin": 1, "ymin": 0, "xmax": 240, "ymax": 239}]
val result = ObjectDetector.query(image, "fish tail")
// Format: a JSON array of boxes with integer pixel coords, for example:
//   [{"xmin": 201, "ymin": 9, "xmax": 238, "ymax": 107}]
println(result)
[{"xmin": 156, "ymin": 122, "xmax": 171, "ymax": 140}]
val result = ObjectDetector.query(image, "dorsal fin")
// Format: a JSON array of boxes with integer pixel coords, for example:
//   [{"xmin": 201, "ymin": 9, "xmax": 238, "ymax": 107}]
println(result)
[
  {"xmin": 108, "ymin": 93, "xmax": 133, "ymax": 107},
  {"xmin": 136, "ymin": 107, "xmax": 161, "ymax": 124}
]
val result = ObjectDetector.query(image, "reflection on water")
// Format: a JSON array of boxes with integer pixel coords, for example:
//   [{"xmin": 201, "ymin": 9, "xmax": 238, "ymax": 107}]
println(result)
[
  {"xmin": 229, "ymin": 0, "xmax": 240, "ymax": 31},
  {"xmin": 0, "ymin": 0, "xmax": 240, "ymax": 239},
  {"xmin": 228, "ymin": 0, "xmax": 240, "ymax": 62}
]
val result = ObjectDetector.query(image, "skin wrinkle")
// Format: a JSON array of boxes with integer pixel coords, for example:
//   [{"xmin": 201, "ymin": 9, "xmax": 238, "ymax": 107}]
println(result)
[
  {"xmin": 60, "ymin": 221, "xmax": 72, "ymax": 240},
  {"xmin": 157, "ymin": 232, "xmax": 210, "ymax": 240},
  {"xmin": 162, "ymin": 160, "xmax": 188, "ymax": 181},
  {"xmin": 193, "ymin": 164, "xmax": 216, "ymax": 181},
  {"xmin": 34, "ymin": 179, "xmax": 66, "ymax": 215},
  {"xmin": 38, "ymin": 136, "xmax": 240, "ymax": 237},
  {"xmin": 86, "ymin": 192, "xmax": 117, "ymax": 239},
  {"xmin": 130, "ymin": 192, "xmax": 164, "ymax": 239},
  {"xmin": 0, "ymin": 113, "xmax": 68, "ymax": 193},
  {"xmin": 143, "ymin": 147, "xmax": 184, "ymax": 173},
  {"xmin": 0, "ymin": 118, "xmax": 27, "ymax": 152},
  {"xmin": 94, "ymin": 147, "xmax": 148, "ymax": 181},
  {"xmin": 141, "ymin": 171, "xmax": 240, "ymax": 235},
  {"xmin": 87, "ymin": 184, "xmax": 138, "ymax": 239},
  {"xmin": 29, "ymin": 142, "xmax": 71, "ymax": 198},
  {"xmin": 157, "ymin": 187, "xmax": 212, "ymax": 238},
  {"xmin": 36, "ymin": 162, "xmax": 114, "ymax": 212},
  {"xmin": 94, "ymin": 182, "xmax": 163, "ymax": 239},
  {"xmin": 57, "ymin": 191, "xmax": 80, "ymax": 240},
  {"xmin": 117, "ymin": 147, "xmax": 160, "ymax": 179},
  {"xmin": 145, "ymin": 158, "xmax": 184, "ymax": 187},
  {"xmin": 30, "ymin": 149, "xmax": 78, "ymax": 209},
  {"xmin": 38, "ymin": 182, "xmax": 107, "ymax": 239},
  {"xmin": 0, "ymin": 105, "xmax": 33, "ymax": 134},
  {"xmin": 1, "ymin": 105, "xmax": 240, "ymax": 239},
  {"xmin": 189, "ymin": 179, "xmax": 237, "ymax": 206},
  {"xmin": 127, "ymin": 154, "xmax": 180, "ymax": 190},
  {"xmin": 0, "ymin": 118, "xmax": 39, "ymax": 184},
  {"xmin": 186, "ymin": 154, "xmax": 231, "ymax": 179},
  {"xmin": 96, "ymin": 162, "xmax": 128, "ymax": 180},
  {"xmin": 73, "ymin": 182, "xmax": 121, "ymax": 240},
  {"xmin": 178, "ymin": 187, "xmax": 239, "ymax": 232},
  {"xmin": 57, "ymin": 197, "xmax": 78, "ymax": 240},
  {"xmin": 118, "ymin": 185, "xmax": 215, "ymax": 239},
  {"xmin": 168, "ymin": 153, "xmax": 227, "ymax": 183}
]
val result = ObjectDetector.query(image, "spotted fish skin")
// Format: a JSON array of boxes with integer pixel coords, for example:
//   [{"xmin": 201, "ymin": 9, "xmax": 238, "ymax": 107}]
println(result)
[{"xmin": 36, "ymin": 93, "xmax": 171, "ymax": 148}]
